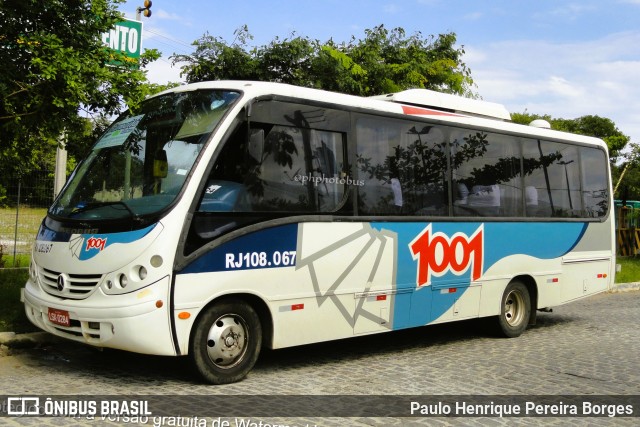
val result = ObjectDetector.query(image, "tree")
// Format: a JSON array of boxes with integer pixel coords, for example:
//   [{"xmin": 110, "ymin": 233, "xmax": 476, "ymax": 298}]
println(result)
[
  {"xmin": 0, "ymin": 0, "xmax": 175, "ymax": 205},
  {"xmin": 0, "ymin": 1, "xmax": 168, "ymax": 175},
  {"xmin": 172, "ymin": 25, "xmax": 475, "ymax": 97},
  {"xmin": 319, "ymin": 27, "xmax": 473, "ymax": 96},
  {"xmin": 612, "ymin": 143, "xmax": 640, "ymax": 199}
]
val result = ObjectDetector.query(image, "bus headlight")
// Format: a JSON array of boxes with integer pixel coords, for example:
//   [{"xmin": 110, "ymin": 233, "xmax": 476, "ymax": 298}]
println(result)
[
  {"xmin": 150, "ymin": 255, "xmax": 163, "ymax": 267},
  {"xmin": 102, "ymin": 256, "xmax": 163, "ymax": 294},
  {"xmin": 138, "ymin": 266, "xmax": 148, "ymax": 280},
  {"xmin": 118, "ymin": 274, "xmax": 128, "ymax": 288}
]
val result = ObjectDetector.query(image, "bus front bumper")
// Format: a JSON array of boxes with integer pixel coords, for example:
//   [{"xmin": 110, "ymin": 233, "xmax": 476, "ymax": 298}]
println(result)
[{"xmin": 21, "ymin": 276, "xmax": 176, "ymax": 356}]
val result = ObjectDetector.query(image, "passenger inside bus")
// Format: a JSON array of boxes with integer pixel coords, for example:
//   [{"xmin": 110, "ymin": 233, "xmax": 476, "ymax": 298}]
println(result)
[{"xmin": 455, "ymin": 183, "xmax": 501, "ymax": 216}]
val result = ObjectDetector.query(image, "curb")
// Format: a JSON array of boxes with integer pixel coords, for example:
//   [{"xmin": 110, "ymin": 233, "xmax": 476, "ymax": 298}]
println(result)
[
  {"xmin": 608, "ymin": 282, "xmax": 640, "ymax": 293},
  {"xmin": 1, "ymin": 284, "xmax": 639, "ymax": 350},
  {"xmin": 0, "ymin": 331, "xmax": 66, "ymax": 350}
]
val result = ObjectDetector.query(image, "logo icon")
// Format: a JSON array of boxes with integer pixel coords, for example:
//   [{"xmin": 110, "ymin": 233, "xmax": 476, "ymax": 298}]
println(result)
[
  {"xmin": 410, "ymin": 224, "xmax": 484, "ymax": 287},
  {"xmin": 7, "ymin": 397, "xmax": 40, "ymax": 415},
  {"xmin": 85, "ymin": 236, "xmax": 107, "ymax": 252},
  {"xmin": 57, "ymin": 274, "xmax": 66, "ymax": 292}
]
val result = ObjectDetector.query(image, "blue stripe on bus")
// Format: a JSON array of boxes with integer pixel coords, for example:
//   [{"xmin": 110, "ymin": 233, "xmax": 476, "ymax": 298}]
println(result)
[
  {"xmin": 77, "ymin": 224, "xmax": 157, "ymax": 260},
  {"xmin": 36, "ymin": 222, "xmax": 158, "ymax": 260},
  {"xmin": 180, "ymin": 223, "xmax": 299, "ymax": 274},
  {"xmin": 178, "ymin": 221, "xmax": 588, "ymax": 329},
  {"xmin": 371, "ymin": 222, "xmax": 588, "ymax": 328}
]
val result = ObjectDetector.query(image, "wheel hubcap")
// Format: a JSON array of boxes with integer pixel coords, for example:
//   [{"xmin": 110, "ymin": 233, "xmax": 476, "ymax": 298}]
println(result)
[
  {"xmin": 504, "ymin": 290, "xmax": 525, "ymax": 326},
  {"xmin": 206, "ymin": 314, "xmax": 248, "ymax": 369}
]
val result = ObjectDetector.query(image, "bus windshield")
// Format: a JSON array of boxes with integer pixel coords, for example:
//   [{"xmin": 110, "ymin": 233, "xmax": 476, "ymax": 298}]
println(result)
[{"xmin": 50, "ymin": 89, "xmax": 240, "ymax": 222}]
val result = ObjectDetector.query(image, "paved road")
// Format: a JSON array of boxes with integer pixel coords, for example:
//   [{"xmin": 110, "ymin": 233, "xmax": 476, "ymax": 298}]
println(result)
[{"xmin": 1, "ymin": 290, "xmax": 639, "ymax": 426}]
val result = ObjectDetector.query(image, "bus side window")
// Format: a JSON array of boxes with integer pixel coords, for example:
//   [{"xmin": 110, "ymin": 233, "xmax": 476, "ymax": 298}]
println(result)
[
  {"xmin": 452, "ymin": 131, "xmax": 521, "ymax": 217},
  {"xmin": 245, "ymin": 125, "xmax": 345, "ymax": 212},
  {"xmin": 523, "ymin": 139, "xmax": 582, "ymax": 218},
  {"xmin": 580, "ymin": 147, "xmax": 609, "ymax": 218},
  {"xmin": 196, "ymin": 122, "xmax": 252, "ymax": 212},
  {"xmin": 356, "ymin": 116, "xmax": 448, "ymax": 216},
  {"xmin": 525, "ymin": 185, "xmax": 539, "ymax": 216}
]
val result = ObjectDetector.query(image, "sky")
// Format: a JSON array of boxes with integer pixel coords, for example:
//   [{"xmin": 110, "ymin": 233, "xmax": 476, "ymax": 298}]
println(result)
[{"xmin": 120, "ymin": 0, "xmax": 640, "ymax": 147}]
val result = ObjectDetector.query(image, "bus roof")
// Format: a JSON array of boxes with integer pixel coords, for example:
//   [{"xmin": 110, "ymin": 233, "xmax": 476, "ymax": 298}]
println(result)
[
  {"xmin": 370, "ymin": 89, "xmax": 512, "ymax": 121},
  {"xmin": 155, "ymin": 81, "xmax": 608, "ymax": 151}
]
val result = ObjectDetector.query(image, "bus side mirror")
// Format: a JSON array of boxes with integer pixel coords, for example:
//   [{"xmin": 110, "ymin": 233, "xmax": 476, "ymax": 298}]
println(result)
[
  {"xmin": 154, "ymin": 149, "xmax": 168, "ymax": 178},
  {"xmin": 248, "ymin": 129, "xmax": 264, "ymax": 162}
]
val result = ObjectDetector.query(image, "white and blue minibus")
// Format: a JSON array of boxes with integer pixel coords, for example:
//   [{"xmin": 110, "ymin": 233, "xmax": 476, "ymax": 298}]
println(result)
[{"xmin": 22, "ymin": 81, "xmax": 614, "ymax": 384}]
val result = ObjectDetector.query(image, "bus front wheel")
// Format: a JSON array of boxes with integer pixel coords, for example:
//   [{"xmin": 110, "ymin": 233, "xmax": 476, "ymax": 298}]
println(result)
[
  {"xmin": 495, "ymin": 281, "xmax": 530, "ymax": 338},
  {"xmin": 190, "ymin": 299, "xmax": 262, "ymax": 384}
]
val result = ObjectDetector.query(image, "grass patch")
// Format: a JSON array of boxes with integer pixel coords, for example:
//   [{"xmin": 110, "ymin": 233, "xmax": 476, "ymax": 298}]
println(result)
[
  {"xmin": 1, "ymin": 253, "xmax": 30, "ymax": 268},
  {"xmin": 0, "ymin": 206, "xmax": 47, "ymax": 264},
  {"xmin": 0, "ymin": 206, "xmax": 47, "ymax": 236},
  {"xmin": 0, "ymin": 268, "xmax": 36, "ymax": 333},
  {"xmin": 615, "ymin": 257, "xmax": 640, "ymax": 283}
]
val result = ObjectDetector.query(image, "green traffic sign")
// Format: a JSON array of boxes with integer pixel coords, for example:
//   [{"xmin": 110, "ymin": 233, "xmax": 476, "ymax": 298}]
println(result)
[{"xmin": 101, "ymin": 19, "xmax": 143, "ymax": 67}]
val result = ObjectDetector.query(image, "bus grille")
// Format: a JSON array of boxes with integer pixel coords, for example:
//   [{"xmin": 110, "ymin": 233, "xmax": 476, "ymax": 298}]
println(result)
[{"xmin": 39, "ymin": 267, "xmax": 103, "ymax": 299}]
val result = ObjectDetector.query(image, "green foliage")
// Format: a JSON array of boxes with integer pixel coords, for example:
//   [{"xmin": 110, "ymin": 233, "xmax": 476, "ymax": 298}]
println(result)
[
  {"xmin": 0, "ymin": 1, "xmax": 175, "ymax": 187},
  {"xmin": 1, "ymin": 0, "xmax": 122, "ymax": 145},
  {"xmin": 510, "ymin": 112, "xmax": 552, "ymax": 126},
  {"xmin": 615, "ymin": 257, "xmax": 640, "ymax": 284},
  {"xmin": 0, "ymin": 185, "xmax": 6, "ymax": 207},
  {"xmin": 554, "ymin": 115, "xmax": 629, "ymax": 161},
  {"xmin": 172, "ymin": 25, "xmax": 475, "ymax": 97},
  {"xmin": 612, "ymin": 142, "xmax": 640, "ymax": 199},
  {"xmin": 0, "ymin": 268, "xmax": 35, "ymax": 333},
  {"xmin": 174, "ymin": 26, "xmax": 258, "ymax": 83}
]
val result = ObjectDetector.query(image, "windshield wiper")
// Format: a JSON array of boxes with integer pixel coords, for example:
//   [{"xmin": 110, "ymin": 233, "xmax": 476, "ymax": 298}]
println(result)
[{"xmin": 71, "ymin": 201, "xmax": 140, "ymax": 220}]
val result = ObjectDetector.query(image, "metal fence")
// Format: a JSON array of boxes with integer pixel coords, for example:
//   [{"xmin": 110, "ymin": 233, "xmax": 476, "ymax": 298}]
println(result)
[{"xmin": 0, "ymin": 170, "xmax": 54, "ymax": 268}]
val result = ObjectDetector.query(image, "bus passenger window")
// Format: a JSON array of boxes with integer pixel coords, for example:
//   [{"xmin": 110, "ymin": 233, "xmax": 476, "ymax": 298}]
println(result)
[
  {"xmin": 251, "ymin": 125, "xmax": 345, "ymax": 212},
  {"xmin": 199, "ymin": 123, "xmax": 346, "ymax": 213},
  {"xmin": 580, "ymin": 147, "xmax": 608, "ymax": 218},
  {"xmin": 525, "ymin": 185, "xmax": 539, "ymax": 216},
  {"xmin": 523, "ymin": 140, "xmax": 582, "ymax": 218},
  {"xmin": 452, "ymin": 131, "xmax": 521, "ymax": 217},
  {"xmin": 356, "ymin": 116, "xmax": 448, "ymax": 216}
]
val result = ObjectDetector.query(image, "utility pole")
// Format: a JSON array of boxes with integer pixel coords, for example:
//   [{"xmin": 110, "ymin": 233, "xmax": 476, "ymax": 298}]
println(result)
[{"xmin": 54, "ymin": 132, "xmax": 67, "ymax": 197}]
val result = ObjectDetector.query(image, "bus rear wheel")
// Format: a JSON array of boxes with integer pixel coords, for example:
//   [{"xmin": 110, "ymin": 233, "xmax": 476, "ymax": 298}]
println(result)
[
  {"xmin": 495, "ymin": 281, "xmax": 530, "ymax": 338},
  {"xmin": 190, "ymin": 299, "xmax": 262, "ymax": 384}
]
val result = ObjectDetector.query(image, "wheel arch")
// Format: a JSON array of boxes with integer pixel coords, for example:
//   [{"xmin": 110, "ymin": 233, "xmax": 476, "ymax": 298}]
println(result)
[{"xmin": 189, "ymin": 293, "xmax": 274, "ymax": 352}]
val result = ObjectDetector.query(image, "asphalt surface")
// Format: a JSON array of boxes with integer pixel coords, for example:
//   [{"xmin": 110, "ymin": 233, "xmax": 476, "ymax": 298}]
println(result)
[{"xmin": 0, "ymin": 284, "xmax": 638, "ymax": 426}]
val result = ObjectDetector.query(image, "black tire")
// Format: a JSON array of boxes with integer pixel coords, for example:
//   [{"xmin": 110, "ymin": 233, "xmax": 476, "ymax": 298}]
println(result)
[
  {"xmin": 190, "ymin": 299, "xmax": 262, "ymax": 384},
  {"xmin": 495, "ymin": 281, "xmax": 531, "ymax": 338}
]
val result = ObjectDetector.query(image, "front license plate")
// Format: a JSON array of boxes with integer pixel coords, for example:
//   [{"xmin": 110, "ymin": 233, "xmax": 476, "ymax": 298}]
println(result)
[{"xmin": 48, "ymin": 308, "xmax": 70, "ymax": 327}]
